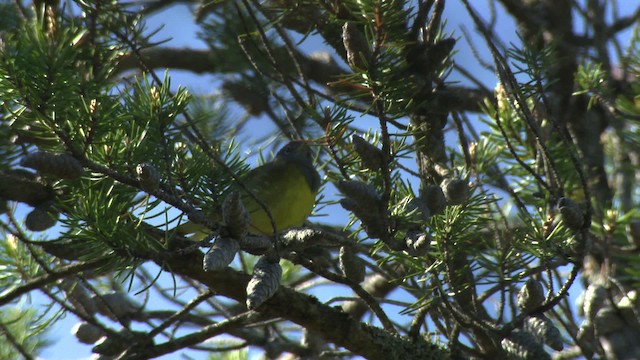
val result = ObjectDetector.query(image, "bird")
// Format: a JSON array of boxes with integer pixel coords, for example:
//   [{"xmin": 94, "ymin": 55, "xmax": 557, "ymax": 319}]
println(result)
[{"xmin": 176, "ymin": 141, "xmax": 321, "ymax": 239}]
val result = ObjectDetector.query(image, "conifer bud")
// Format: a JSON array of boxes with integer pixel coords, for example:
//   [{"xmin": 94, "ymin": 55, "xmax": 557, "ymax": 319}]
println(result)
[
  {"xmin": 25, "ymin": 205, "xmax": 58, "ymax": 231},
  {"xmin": 440, "ymin": 178, "xmax": 469, "ymax": 205},
  {"xmin": 406, "ymin": 38, "xmax": 456, "ymax": 75},
  {"xmin": 352, "ymin": 135, "xmax": 383, "ymax": 170},
  {"xmin": 93, "ymin": 330, "xmax": 152, "ymax": 356},
  {"xmin": 342, "ymin": 22, "xmax": 372, "ymax": 70},
  {"xmin": 222, "ymin": 81, "xmax": 269, "ymax": 116},
  {"xmin": 406, "ymin": 195, "xmax": 431, "ymax": 224},
  {"xmin": 339, "ymin": 198, "xmax": 359, "ymax": 213},
  {"xmin": 405, "ymin": 230, "xmax": 431, "ymax": 257},
  {"xmin": 222, "ymin": 190, "xmax": 249, "ymax": 240},
  {"xmin": 501, "ymin": 329, "xmax": 550, "ymax": 360},
  {"xmin": 421, "ymin": 184, "xmax": 446, "ymax": 215},
  {"xmin": 281, "ymin": 228, "xmax": 323, "ymax": 249},
  {"xmin": 60, "ymin": 280, "xmax": 98, "ymax": 317},
  {"xmin": 339, "ymin": 246, "xmax": 365, "ymax": 283},
  {"xmin": 583, "ymin": 284, "xmax": 607, "ymax": 322},
  {"xmin": 594, "ymin": 291, "xmax": 637, "ymax": 334},
  {"xmin": 72, "ymin": 322, "xmax": 105, "ymax": 345},
  {"xmin": 136, "ymin": 163, "xmax": 160, "ymax": 192},
  {"xmin": 0, "ymin": 169, "xmax": 53, "ymax": 206},
  {"xmin": 524, "ymin": 315, "xmax": 563, "ymax": 351},
  {"xmin": 617, "ymin": 289, "xmax": 637, "ymax": 308},
  {"xmin": 517, "ymin": 278, "xmax": 545, "ymax": 313},
  {"xmin": 576, "ymin": 320, "xmax": 595, "ymax": 346},
  {"xmin": 91, "ymin": 329, "xmax": 133, "ymax": 359},
  {"xmin": 339, "ymin": 198, "xmax": 386, "ymax": 239},
  {"xmin": 239, "ymin": 235, "xmax": 272, "ymax": 255},
  {"xmin": 337, "ymin": 181, "xmax": 387, "ymax": 238},
  {"xmin": 246, "ymin": 256, "xmax": 282, "ymax": 310},
  {"xmin": 93, "ymin": 335, "xmax": 126, "ymax": 356},
  {"xmin": 4, "ymin": 235, "xmax": 19, "ymax": 263},
  {"xmin": 593, "ymin": 306, "xmax": 624, "ymax": 335},
  {"xmin": 495, "ymin": 83, "xmax": 509, "ymax": 114},
  {"xmin": 203, "ymin": 237, "xmax": 239, "ymax": 271},
  {"xmin": 302, "ymin": 246, "xmax": 333, "ymax": 270},
  {"xmin": 336, "ymin": 180, "xmax": 381, "ymax": 210},
  {"xmin": 21, "ymin": 151, "xmax": 83, "ymax": 180},
  {"xmin": 93, "ymin": 292, "xmax": 140, "ymax": 321}
]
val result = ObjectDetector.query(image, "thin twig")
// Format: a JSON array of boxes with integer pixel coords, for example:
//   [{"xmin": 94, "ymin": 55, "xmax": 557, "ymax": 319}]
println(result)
[
  {"xmin": 0, "ymin": 258, "xmax": 109, "ymax": 307},
  {"xmin": 148, "ymin": 289, "xmax": 215, "ymax": 338}
]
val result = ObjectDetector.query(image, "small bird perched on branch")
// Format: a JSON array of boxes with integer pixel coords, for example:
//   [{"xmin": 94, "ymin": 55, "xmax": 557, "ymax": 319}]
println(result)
[{"xmin": 176, "ymin": 141, "xmax": 321, "ymax": 239}]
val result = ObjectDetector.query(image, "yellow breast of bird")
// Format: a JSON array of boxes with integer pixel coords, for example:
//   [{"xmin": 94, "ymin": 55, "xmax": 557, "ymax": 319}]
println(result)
[{"xmin": 241, "ymin": 161, "xmax": 316, "ymax": 235}]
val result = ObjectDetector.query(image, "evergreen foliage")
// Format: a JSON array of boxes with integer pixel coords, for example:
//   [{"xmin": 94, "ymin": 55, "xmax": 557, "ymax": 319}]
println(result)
[{"xmin": 1, "ymin": 1, "xmax": 639, "ymax": 359}]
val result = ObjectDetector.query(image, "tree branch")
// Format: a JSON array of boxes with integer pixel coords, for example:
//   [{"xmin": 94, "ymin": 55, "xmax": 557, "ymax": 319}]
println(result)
[
  {"xmin": 0, "ymin": 257, "xmax": 110, "ymax": 307},
  {"xmin": 160, "ymin": 251, "xmax": 450, "ymax": 360},
  {"xmin": 115, "ymin": 47, "xmax": 489, "ymax": 114}
]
